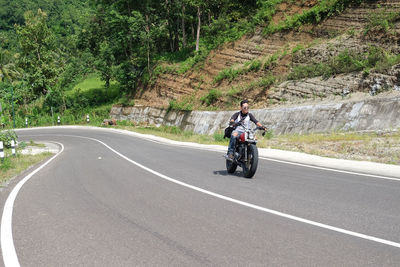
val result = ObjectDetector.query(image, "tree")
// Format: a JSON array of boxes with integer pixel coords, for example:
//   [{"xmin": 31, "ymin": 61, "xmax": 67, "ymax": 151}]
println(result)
[
  {"xmin": 15, "ymin": 9, "xmax": 62, "ymax": 96},
  {"xmin": 0, "ymin": 48, "xmax": 20, "ymax": 83},
  {"xmin": 95, "ymin": 41, "xmax": 114, "ymax": 87},
  {"xmin": 196, "ymin": 4, "xmax": 201, "ymax": 51}
]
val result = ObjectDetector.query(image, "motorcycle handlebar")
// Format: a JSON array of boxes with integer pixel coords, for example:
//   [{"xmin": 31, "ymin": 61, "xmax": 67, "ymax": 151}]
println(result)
[{"xmin": 229, "ymin": 122, "xmax": 267, "ymax": 134}]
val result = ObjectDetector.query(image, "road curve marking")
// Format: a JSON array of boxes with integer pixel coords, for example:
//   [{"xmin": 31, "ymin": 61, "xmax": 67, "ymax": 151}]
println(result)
[
  {"xmin": 259, "ymin": 157, "xmax": 400, "ymax": 182},
  {"xmin": 17, "ymin": 127, "xmax": 400, "ymax": 181},
  {"xmin": 109, "ymin": 131, "xmax": 400, "ymax": 182},
  {"xmin": 1, "ymin": 142, "xmax": 64, "ymax": 267},
  {"xmin": 47, "ymin": 134, "xmax": 400, "ymax": 249}
]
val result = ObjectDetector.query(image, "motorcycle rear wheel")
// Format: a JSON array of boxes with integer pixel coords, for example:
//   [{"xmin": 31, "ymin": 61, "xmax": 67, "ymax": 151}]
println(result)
[{"xmin": 242, "ymin": 144, "xmax": 258, "ymax": 178}]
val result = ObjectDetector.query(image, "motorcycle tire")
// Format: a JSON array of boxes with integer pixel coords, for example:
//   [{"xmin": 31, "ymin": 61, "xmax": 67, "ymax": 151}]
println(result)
[
  {"xmin": 226, "ymin": 159, "xmax": 238, "ymax": 173},
  {"xmin": 242, "ymin": 144, "xmax": 258, "ymax": 178}
]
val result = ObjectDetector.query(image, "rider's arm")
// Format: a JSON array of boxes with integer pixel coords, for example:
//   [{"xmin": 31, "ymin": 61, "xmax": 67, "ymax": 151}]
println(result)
[
  {"xmin": 229, "ymin": 112, "xmax": 240, "ymax": 126},
  {"xmin": 249, "ymin": 113, "xmax": 266, "ymax": 129},
  {"xmin": 230, "ymin": 112, "xmax": 239, "ymax": 121}
]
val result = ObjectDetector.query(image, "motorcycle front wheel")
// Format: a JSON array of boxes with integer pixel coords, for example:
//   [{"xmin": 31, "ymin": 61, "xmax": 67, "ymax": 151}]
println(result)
[
  {"xmin": 226, "ymin": 159, "xmax": 238, "ymax": 173},
  {"xmin": 242, "ymin": 144, "xmax": 258, "ymax": 178}
]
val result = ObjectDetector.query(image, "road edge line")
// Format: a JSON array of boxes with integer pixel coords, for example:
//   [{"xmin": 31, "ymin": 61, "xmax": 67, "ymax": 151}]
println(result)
[
  {"xmin": 84, "ymin": 135, "xmax": 400, "ymax": 249},
  {"xmin": 1, "ymin": 142, "xmax": 64, "ymax": 267}
]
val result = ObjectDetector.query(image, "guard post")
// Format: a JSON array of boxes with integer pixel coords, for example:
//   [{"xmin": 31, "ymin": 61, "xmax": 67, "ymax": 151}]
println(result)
[
  {"xmin": 11, "ymin": 140, "xmax": 16, "ymax": 157},
  {"xmin": 0, "ymin": 141, "xmax": 4, "ymax": 162}
]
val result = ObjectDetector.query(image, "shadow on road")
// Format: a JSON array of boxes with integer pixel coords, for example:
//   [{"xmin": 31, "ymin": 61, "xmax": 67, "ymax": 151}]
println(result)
[{"xmin": 213, "ymin": 170, "xmax": 245, "ymax": 178}]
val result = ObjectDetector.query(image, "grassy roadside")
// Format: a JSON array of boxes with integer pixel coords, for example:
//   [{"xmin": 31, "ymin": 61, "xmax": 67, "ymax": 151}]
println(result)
[
  {"xmin": 111, "ymin": 123, "xmax": 400, "ymax": 165},
  {"xmin": 258, "ymin": 131, "xmax": 400, "ymax": 165},
  {"xmin": 0, "ymin": 152, "xmax": 53, "ymax": 184}
]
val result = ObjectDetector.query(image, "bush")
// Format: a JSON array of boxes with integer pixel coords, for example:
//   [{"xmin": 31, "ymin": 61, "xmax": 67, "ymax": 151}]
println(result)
[
  {"xmin": 213, "ymin": 131, "xmax": 225, "ymax": 142},
  {"xmin": 258, "ymin": 75, "xmax": 277, "ymax": 91},
  {"xmin": 214, "ymin": 67, "xmax": 241, "ymax": 83},
  {"xmin": 288, "ymin": 63, "xmax": 328, "ymax": 80},
  {"xmin": 168, "ymin": 99, "xmax": 193, "ymax": 112},
  {"xmin": 292, "ymin": 44, "xmax": 305, "ymax": 54},
  {"xmin": 214, "ymin": 59, "xmax": 263, "ymax": 84},
  {"xmin": 264, "ymin": 130, "xmax": 274, "ymax": 140},
  {"xmin": 287, "ymin": 46, "xmax": 400, "ymax": 80},
  {"xmin": 0, "ymin": 157, "xmax": 12, "ymax": 171},
  {"xmin": 246, "ymin": 59, "xmax": 262, "ymax": 72},
  {"xmin": 0, "ymin": 130, "xmax": 18, "ymax": 148},
  {"xmin": 365, "ymin": 7, "xmax": 400, "ymax": 34},
  {"xmin": 264, "ymin": 0, "xmax": 366, "ymax": 35},
  {"xmin": 201, "ymin": 89, "xmax": 222, "ymax": 106}
]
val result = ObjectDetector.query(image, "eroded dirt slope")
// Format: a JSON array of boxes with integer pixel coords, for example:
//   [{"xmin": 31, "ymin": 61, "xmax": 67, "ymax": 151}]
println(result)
[{"xmin": 135, "ymin": 0, "xmax": 400, "ymax": 110}]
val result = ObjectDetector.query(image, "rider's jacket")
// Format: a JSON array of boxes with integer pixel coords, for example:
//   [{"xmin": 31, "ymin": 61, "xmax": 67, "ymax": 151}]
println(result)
[{"xmin": 231, "ymin": 111, "xmax": 258, "ymax": 132}]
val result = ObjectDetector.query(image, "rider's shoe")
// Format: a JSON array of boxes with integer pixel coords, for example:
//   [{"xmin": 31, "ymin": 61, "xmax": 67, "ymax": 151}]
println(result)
[{"xmin": 224, "ymin": 153, "xmax": 234, "ymax": 161}]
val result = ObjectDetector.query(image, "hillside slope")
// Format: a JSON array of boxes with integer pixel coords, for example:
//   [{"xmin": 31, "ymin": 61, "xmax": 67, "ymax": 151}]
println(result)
[{"xmin": 135, "ymin": 0, "xmax": 400, "ymax": 110}]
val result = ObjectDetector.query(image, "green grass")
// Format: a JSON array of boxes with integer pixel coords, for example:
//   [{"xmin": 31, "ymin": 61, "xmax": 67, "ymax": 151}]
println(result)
[
  {"xmin": 66, "ymin": 73, "xmax": 121, "ymax": 106},
  {"xmin": 70, "ymin": 73, "xmax": 117, "ymax": 94},
  {"xmin": 0, "ymin": 152, "xmax": 53, "ymax": 183}
]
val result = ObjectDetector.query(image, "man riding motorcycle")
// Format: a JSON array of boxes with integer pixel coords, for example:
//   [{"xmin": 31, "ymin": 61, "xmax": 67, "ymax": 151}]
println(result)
[{"xmin": 225, "ymin": 100, "xmax": 266, "ymax": 161}]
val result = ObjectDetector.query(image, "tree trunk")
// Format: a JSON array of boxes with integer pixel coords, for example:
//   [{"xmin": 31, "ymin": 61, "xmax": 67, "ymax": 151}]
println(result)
[
  {"xmin": 145, "ymin": 14, "xmax": 151, "ymax": 73},
  {"xmin": 182, "ymin": 4, "xmax": 186, "ymax": 48},
  {"xmin": 174, "ymin": 16, "xmax": 180, "ymax": 51},
  {"xmin": 196, "ymin": 6, "xmax": 201, "ymax": 52},
  {"xmin": 165, "ymin": 0, "xmax": 174, "ymax": 52}
]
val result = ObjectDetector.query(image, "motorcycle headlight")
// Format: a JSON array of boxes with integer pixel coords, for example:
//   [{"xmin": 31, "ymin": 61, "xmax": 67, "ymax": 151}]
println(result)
[{"xmin": 248, "ymin": 132, "xmax": 254, "ymax": 140}]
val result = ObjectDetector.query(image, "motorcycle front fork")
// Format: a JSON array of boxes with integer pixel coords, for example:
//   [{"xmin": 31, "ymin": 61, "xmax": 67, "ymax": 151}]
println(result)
[{"xmin": 236, "ymin": 145, "xmax": 248, "ymax": 162}]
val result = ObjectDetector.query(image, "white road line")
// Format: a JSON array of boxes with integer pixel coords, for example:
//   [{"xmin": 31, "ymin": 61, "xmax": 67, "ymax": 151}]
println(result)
[
  {"xmin": 1, "ymin": 142, "xmax": 64, "ymax": 267},
  {"xmin": 17, "ymin": 127, "xmax": 400, "ymax": 181},
  {"xmin": 259, "ymin": 157, "xmax": 400, "ymax": 181},
  {"xmin": 109, "ymin": 130, "xmax": 400, "ymax": 182},
  {"xmin": 14, "ymin": 134, "xmax": 400, "ymax": 251},
  {"xmin": 55, "ymin": 134, "xmax": 400, "ymax": 249}
]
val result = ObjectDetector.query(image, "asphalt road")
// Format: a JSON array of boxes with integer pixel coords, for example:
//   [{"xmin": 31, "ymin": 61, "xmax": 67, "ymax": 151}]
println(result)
[{"xmin": 1, "ymin": 127, "xmax": 400, "ymax": 266}]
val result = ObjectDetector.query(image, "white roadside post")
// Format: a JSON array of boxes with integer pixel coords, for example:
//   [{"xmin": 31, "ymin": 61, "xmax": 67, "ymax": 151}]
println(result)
[
  {"xmin": 86, "ymin": 114, "xmax": 90, "ymax": 124},
  {"xmin": 57, "ymin": 116, "xmax": 61, "ymax": 125},
  {"xmin": 25, "ymin": 117, "xmax": 28, "ymax": 127},
  {"xmin": 0, "ymin": 141, "xmax": 4, "ymax": 162},
  {"xmin": 11, "ymin": 140, "xmax": 16, "ymax": 157}
]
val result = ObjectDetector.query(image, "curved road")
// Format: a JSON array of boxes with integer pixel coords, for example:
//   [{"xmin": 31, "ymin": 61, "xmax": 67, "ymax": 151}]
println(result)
[{"xmin": 1, "ymin": 127, "xmax": 400, "ymax": 266}]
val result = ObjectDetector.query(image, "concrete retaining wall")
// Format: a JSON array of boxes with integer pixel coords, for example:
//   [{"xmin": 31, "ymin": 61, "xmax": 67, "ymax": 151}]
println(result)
[{"xmin": 110, "ymin": 96, "xmax": 400, "ymax": 135}]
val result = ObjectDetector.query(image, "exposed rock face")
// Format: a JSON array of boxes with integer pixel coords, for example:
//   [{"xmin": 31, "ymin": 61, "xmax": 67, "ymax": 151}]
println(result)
[
  {"xmin": 270, "ymin": 64, "xmax": 400, "ymax": 103},
  {"xmin": 111, "ymin": 93, "xmax": 400, "ymax": 135}
]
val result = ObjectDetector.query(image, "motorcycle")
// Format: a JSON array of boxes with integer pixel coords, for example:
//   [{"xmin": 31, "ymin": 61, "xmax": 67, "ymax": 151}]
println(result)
[{"xmin": 225, "ymin": 123, "xmax": 266, "ymax": 178}]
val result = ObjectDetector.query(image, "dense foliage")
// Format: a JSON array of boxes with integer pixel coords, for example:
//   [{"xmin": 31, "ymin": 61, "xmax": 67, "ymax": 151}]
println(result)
[{"xmin": 0, "ymin": 0, "xmax": 376, "ymax": 128}]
